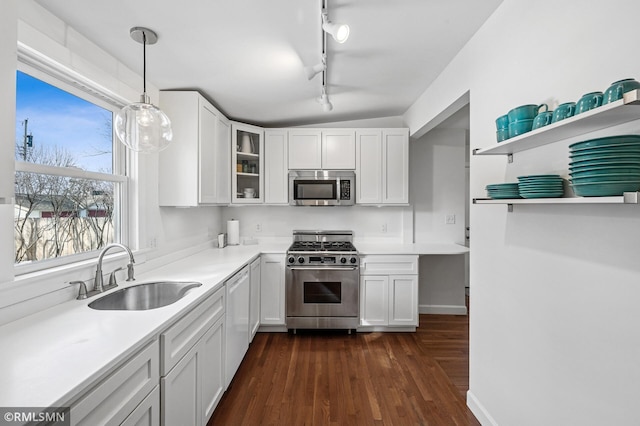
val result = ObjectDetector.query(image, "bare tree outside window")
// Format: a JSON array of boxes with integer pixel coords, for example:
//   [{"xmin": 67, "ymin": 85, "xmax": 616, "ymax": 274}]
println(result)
[{"xmin": 14, "ymin": 70, "xmax": 121, "ymax": 265}]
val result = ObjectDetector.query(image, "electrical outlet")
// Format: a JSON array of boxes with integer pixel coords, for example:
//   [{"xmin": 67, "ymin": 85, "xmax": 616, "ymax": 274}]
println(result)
[
  {"xmin": 255, "ymin": 223, "xmax": 262, "ymax": 232},
  {"xmin": 148, "ymin": 237, "xmax": 157, "ymax": 248},
  {"xmin": 381, "ymin": 223, "xmax": 387, "ymax": 233},
  {"xmin": 445, "ymin": 214, "xmax": 456, "ymax": 225}
]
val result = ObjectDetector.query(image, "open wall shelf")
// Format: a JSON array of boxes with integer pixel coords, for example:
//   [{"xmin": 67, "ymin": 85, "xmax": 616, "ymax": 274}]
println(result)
[
  {"xmin": 473, "ymin": 89, "xmax": 640, "ymax": 157},
  {"xmin": 473, "ymin": 192, "xmax": 640, "ymax": 211}
]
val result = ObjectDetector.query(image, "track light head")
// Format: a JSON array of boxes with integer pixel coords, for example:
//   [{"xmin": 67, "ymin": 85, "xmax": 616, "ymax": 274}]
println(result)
[
  {"xmin": 305, "ymin": 62, "xmax": 326, "ymax": 80},
  {"xmin": 322, "ymin": 13, "xmax": 350, "ymax": 43},
  {"xmin": 318, "ymin": 91, "xmax": 333, "ymax": 112}
]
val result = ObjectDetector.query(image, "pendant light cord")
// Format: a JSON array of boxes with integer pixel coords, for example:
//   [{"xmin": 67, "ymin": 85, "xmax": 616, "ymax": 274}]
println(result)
[{"xmin": 142, "ymin": 31, "xmax": 147, "ymax": 96}]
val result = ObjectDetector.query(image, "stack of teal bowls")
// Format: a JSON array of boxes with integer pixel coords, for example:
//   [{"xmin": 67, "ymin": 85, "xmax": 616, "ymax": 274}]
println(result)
[
  {"xmin": 486, "ymin": 183, "xmax": 520, "ymax": 199},
  {"xmin": 569, "ymin": 135, "xmax": 640, "ymax": 196},
  {"xmin": 495, "ymin": 115, "xmax": 509, "ymax": 142},
  {"xmin": 517, "ymin": 175, "xmax": 564, "ymax": 198},
  {"xmin": 506, "ymin": 104, "xmax": 548, "ymax": 139}
]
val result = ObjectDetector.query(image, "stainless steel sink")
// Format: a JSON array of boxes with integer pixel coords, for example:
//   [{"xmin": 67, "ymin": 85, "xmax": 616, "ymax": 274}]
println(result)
[{"xmin": 88, "ymin": 281, "xmax": 202, "ymax": 310}]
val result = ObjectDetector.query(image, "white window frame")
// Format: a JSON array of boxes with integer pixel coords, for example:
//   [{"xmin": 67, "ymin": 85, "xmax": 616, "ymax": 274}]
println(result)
[{"xmin": 14, "ymin": 54, "xmax": 131, "ymax": 275}]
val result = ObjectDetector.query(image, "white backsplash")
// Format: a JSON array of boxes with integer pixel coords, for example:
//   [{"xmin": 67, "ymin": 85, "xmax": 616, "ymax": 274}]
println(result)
[{"xmin": 221, "ymin": 205, "xmax": 410, "ymax": 244}]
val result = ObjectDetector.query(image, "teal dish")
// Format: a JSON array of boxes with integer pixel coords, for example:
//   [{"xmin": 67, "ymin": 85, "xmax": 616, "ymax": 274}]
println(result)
[
  {"xmin": 575, "ymin": 92, "xmax": 603, "ymax": 115},
  {"xmin": 569, "ymin": 152, "xmax": 640, "ymax": 161},
  {"xmin": 551, "ymin": 102, "xmax": 576, "ymax": 123},
  {"xmin": 517, "ymin": 174, "xmax": 562, "ymax": 180},
  {"xmin": 603, "ymin": 78, "xmax": 640, "ymax": 105},
  {"xmin": 531, "ymin": 111, "xmax": 553, "ymax": 130},
  {"xmin": 569, "ymin": 135, "xmax": 640, "ymax": 150},
  {"xmin": 569, "ymin": 165, "xmax": 640, "ymax": 174},
  {"xmin": 571, "ymin": 180, "xmax": 640, "ymax": 196},
  {"xmin": 496, "ymin": 128, "xmax": 510, "ymax": 142},
  {"xmin": 570, "ymin": 144, "xmax": 640, "ymax": 155},
  {"xmin": 570, "ymin": 174, "xmax": 640, "ymax": 183},
  {"xmin": 495, "ymin": 114, "xmax": 509, "ymax": 130},
  {"xmin": 508, "ymin": 119, "xmax": 533, "ymax": 138},
  {"xmin": 507, "ymin": 104, "xmax": 548, "ymax": 122},
  {"xmin": 519, "ymin": 192, "xmax": 564, "ymax": 199}
]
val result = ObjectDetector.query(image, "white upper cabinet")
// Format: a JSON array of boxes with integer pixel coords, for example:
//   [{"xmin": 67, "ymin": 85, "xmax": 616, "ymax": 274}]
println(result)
[
  {"xmin": 264, "ymin": 130, "xmax": 289, "ymax": 204},
  {"xmin": 356, "ymin": 128, "xmax": 409, "ymax": 205},
  {"xmin": 356, "ymin": 130, "xmax": 383, "ymax": 204},
  {"xmin": 232, "ymin": 122, "xmax": 264, "ymax": 204},
  {"xmin": 382, "ymin": 129, "xmax": 409, "ymax": 204},
  {"xmin": 322, "ymin": 129, "xmax": 356, "ymax": 169},
  {"xmin": 288, "ymin": 129, "xmax": 322, "ymax": 169},
  {"xmin": 158, "ymin": 91, "xmax": 230, "ymax": 206},
  {"xmin": 288, "ymin": 129, "xmax": 355, "ymax": 170}
]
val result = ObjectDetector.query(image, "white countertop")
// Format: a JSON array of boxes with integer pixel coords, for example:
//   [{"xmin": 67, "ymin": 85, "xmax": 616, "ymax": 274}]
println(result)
[
  {"xmin": 0, "ymin": 244, "xmax": 270, "ymax": 408},
  {"xmin": 0, "ymin": 240, "xmax": 465, "ymax": 409},
  {"xmin": 356, "ymin": 242, "xmax": 469, "ymax": 255}
]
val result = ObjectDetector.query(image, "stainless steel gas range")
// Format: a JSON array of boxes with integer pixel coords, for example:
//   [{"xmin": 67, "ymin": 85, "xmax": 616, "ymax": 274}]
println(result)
[{"xmin": 285, "ymin": 230, "xmax": 359, "ymax": 332}]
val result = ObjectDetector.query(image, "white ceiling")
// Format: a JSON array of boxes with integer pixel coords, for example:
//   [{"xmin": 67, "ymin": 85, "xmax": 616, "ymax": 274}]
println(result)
[{"xmin": 35, "ymin": 0, "xmax": 502, "ymax": 127}]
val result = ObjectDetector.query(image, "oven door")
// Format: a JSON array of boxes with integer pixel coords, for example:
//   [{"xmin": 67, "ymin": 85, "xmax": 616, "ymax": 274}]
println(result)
[{"xmin": 285, "ymin": 265, "xmax": 359, "ymax": 318}]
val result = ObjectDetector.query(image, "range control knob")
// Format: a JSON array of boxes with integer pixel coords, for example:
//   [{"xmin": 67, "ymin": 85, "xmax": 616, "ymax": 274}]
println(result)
[
  {"xmin": 340, "ymin": 257, "xmax": 347, "ymax": 264},
  {"xmin": 350, "ymin": 257, "xmax": 357, "ymax": 264},
  {"xmin": 287, "ymin": 256, "xmax": 295, "ymax": 264},
  {"xmin": 297, "ymin": 256, "xmax": 305, "ymax": 264}
]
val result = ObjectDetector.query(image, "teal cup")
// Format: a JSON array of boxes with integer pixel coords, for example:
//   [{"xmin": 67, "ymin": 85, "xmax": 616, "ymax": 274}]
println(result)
[
  {"xmin": 508, "ymin": 119, "xmax": 533, "ymax": 138},
  {"xmin": 495, "ymin": 114, "xmax": 509, "ymax": 130},
  {"xmin": 551, "ymin": 102, "xmax": 576, "ymax": 123},
  {"xmin": 496, "ymin": 128, "xmax": 510, "ymax": 142},
  {"xmin": 575, "ymin": 91, "xmax": 603, "ymax": 115},
  {"xmin": 603, "ymin": 78, "xmax": 640, "ymax": 105},
  {"xmin": 508, "ymin": 104, "xmax": 548, "ymax": 123},
  {"xmin": 532, "ymin": 111, "xmax": 553, "ymax": 130}
]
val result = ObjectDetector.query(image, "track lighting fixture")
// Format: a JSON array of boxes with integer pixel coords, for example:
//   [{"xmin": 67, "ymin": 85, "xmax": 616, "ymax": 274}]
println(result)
[
  {"xmin": 307, "ymin": 0, "xmax": 348, "ymax": 112},
  {"xmin": 319, "ymin": 88, "xmax": 333, "ymax": 112},
  {"xmin": 305, "ymin": 55, "xmax": 326, "ymax": 80},
  {"xmin": 115, "ymin": 27, "xmax": 173, "ymax": 153},
  {"xmin": 322, "ymin": 13, "xmax": 350, "ymax": 44}
]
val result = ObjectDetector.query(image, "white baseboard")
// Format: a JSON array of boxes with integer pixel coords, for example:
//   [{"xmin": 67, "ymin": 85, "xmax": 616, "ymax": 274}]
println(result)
[
  {"xmin": 467, "ymin": 390, "xmax": 498, "ymax": 426},
  {"xmin": 419, "ymin": 304, "xmax": 467, "ymax": 315}
]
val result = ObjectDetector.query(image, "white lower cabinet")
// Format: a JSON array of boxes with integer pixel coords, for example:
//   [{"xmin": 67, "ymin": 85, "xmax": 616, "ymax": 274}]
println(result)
[
  {"xmin": 225, "ymin": 266, "xmax": 250, "ymax": 388},
  {"xmin": 260, "ymin": 254, "xmax": 285, "ymax": 326},
  {"xmin": 160, "ymin": 287, "xmax": 226, "ymax": 426},
  {"xmin": 70, "ymin": 340, "xmax": 159, "ymax": 426},
  {"xmin": 249, "ymin": 258, "xmax": 261, "ymax": 341},
  {"xmin": 122, "ymin": 386, "xmax": 160, "ymax": 426},
  {"xmin": 359, "ymin": 255, "xmax": 418, "ymax": 328}
]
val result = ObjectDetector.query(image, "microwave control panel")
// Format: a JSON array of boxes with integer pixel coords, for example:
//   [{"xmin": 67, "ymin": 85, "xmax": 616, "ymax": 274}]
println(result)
[{"xmin": 340, "ymin": 180, "xmax": 351, "ymax": 200}]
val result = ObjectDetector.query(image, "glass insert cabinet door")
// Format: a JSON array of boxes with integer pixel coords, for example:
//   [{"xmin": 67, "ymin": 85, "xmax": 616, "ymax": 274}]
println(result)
[{"xmin": 231, "ymin": 122, "xmax": 264, "ymax": 204}]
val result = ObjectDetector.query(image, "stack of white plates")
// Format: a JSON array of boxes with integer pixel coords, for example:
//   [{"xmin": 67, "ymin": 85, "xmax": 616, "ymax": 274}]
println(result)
[
  {"xmin": 569, "ymin": 135, "xmax": 640, "ymax": 196},
  {"xmin": 517, "ymin": 175, "xmax": 564, "ymax": 198},
  {"xmin": 486, "ymin": 183, "xmax": 520, "ymax": 199}
]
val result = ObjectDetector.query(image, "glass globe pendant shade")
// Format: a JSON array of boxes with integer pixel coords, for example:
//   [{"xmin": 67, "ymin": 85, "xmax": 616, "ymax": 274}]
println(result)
[{"xmin": 115, "ymin": 96, "xmax": 172, "ymax": 152}]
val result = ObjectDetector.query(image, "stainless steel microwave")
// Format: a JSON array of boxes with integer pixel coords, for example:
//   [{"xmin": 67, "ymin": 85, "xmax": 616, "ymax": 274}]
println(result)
[{"xmin": 289, "ymin": 170, "xmax": 355, "ymax": 206}]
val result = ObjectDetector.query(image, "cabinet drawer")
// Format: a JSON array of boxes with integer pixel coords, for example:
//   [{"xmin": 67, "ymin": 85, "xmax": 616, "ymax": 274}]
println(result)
[
  {"xmin": 121, "ymin": 385, "xmax": 159, "ymax": 426},
  {"xmin": 70, "ymin": 340, "xmax": 159, "ymax": 426},
  {"xmin": 360, "ymin": 255, "xmax": 418, "ymax": 275},
  {"xmin": 161, "ymin": 286, "xmax": 225, "ymax": 375}
]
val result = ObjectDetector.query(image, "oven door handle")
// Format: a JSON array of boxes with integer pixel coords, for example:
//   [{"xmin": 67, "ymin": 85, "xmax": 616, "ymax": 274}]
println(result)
[{"xmin": 287, "ymin": 266, "xmax": 359, "ymax": 271}]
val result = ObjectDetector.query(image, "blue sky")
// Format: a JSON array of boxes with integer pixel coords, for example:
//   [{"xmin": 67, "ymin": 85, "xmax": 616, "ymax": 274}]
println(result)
[{"xmin": 15, "ymin": 71, "xmax": 113, "ymax": 173}]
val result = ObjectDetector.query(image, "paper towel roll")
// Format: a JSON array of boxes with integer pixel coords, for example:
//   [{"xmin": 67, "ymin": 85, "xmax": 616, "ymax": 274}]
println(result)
[{"xmin": 227, "ymin": 219, "xmax": 240, "ymax": 245}]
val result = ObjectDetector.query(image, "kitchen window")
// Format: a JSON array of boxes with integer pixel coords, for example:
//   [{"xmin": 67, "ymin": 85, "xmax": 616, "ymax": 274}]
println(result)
[{"xmin": 14, "ymin": 65, "xmax": 129, "ymax": 272}]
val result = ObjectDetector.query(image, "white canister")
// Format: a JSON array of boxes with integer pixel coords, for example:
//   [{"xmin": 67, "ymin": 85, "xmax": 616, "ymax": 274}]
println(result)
[{"xmin": 227, "ymin": 219, "xmax": 240, "ymax": 245}]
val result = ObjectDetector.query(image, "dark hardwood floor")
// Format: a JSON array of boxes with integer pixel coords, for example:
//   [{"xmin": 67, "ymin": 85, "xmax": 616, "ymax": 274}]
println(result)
[{"xmin": 209, "ymin": 304, "xmax": 477, "ymax": 425}]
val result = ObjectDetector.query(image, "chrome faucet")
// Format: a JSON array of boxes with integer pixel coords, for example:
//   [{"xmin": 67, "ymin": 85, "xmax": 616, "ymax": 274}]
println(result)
[{"xmin": 94, "ymin": 243, "xmax": 135, "ymax": 293}]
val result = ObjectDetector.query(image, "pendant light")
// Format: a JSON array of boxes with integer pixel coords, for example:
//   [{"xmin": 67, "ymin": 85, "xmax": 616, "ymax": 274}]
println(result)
[{"xmin": 115, "ymin": 27, "xmax": 172, "ymax": 153}]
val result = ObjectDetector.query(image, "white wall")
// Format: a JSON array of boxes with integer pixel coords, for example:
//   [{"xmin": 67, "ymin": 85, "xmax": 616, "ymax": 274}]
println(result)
[
  {"xmin": 404, "ymin": 0, "xmax": 640, "ymax": 424},
  {"xmin": 0, "ymin": 1, "xmax": 222, "ymax": 325},
  {"xmin": 411, "ymin": 128, "xmax": 466, "ymax": 244},
  {"xmin": 412, "ymin": 128, "xmax": 468, "ymax": 313}
]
